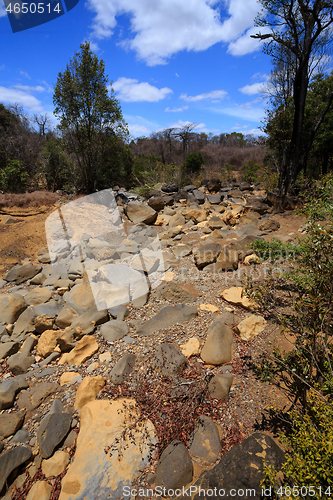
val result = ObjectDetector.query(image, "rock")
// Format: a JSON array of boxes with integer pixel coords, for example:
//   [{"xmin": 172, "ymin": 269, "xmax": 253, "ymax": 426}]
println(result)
[
  {"xmin": 37, "ymin": 330, "xmax": 60, "ymax": 357},
  {"xmin": 3, "ymin": 215, "xmax": 16, "ymax": 224},
  {"xmin": 26, "ymin": 481, "xmax": 52, "ymax": 500},
  {"xmin": 207, "ymin": 216, "xmax": 226, "ymax": 230},
  {"xmin": 258, "ymin": 218, "xmax": 281, "ymax": 231},
  {"xmin": 56, "ymin": 305, "xmax": 81, "ymax": 328},
  {"xmin": 0, "ymin": 293, "xmax": 26, "ymax": 324},
  {"xmin": 161, "ymin": 182, "xmax": 178, "ymax": 193},
  {"xmin": 125, "ymin": 202, "xmax": 157, "ymax": 225},
  {"xmin": 215, "ymin": 250, "xmax": 238, "ymax": 271},
  {"xmin": 64, "ymin": 282, "xmax": 95, "ymax": 310},
  {"xmin": 207, "ymin": 194, "xmax": 222, "ymax": 204},
  {"xmin": 99, "ymin": 352, "xmax": 111, "ymax": 363},
  {"xmin": 58, "ymin": 399, "xmax": 157, "ymax": 500},
  {"xmin": 169, "ymin": 213, "xmax": 186, "ymax": 227},
  {"xmin": 153, "ymin": 283, "xmax": 196, "ymax": 303},
  {"xmin": 0, "ymin": 376, "xmax": 28, "ymax": 410},
  {"xmin": 200, "ymin": 318, "xmax": 233, "ymax": 365},
  {"xmin": 148, "ymin": 196, "xmax": 165, "ymax": 211},
  {"xmin": 172, "ymin": 244, "xmax": 192, "ymax": 258},
  {"xmin": 188, "ymin": 416, "xmax": 220, "ymax": 463},
  {"xmin": 7, "ymin": 336, "xmax": 37, "ymax": 375},
  {"xmin": 180, "ymin": 337, "xmax": 201, "ymax": 357},
  {"xmin": 110, "ymin": 354, "xmax": 136, "ymax": 385},
  {"xmin": 9, "ymin": 429, "xmax": 30, "ymax": 443},
  {"xmin": 207, "ymin": 179, "xmax": 221, "ymax": 192},
  {"xmin": 37, "ymin": 412, "xmax": 72, "ymax": 459},
  {"xmin": 0, "ymin": 446, "xmax": 32, "ymax": 494},
  {"xmin": 193, "ymin": 243, "xmax": 221, "ymax": 269},
  {"xmin": 42, "ymin": 450, "xmax": 70, "ymax": 478},
  {"xmin": 16, "ymin": 382, "xmax": 59, "ymax": 411},
  {"xmin": 243, "ymin": 253, "xmax": 261, "ymax": 265},
  {"xmin": 220, "ymin": 287, "xmax": 258, "ymax": 311},
  {"xmin": 185, "ymin": 433, "xmax": 285, "ymax": 500},
  {"xmin": 155, "ymin": 440, "xmax": 193, "ymax": 490},
  {"xmin": 100, "ymin": 320, "xmax": 129, "ymax": 341},
  {"xmin": 245, "ymin": 201, "xmax": 270, "ymax": 215},
  {"xmin": 59, "ymin": 335, "xmax": 99, "ymax": 366},
  {"xmin": 182, "ymin": 208, "xmax": 207, "ymax": 223},
  {"xmin": 24, "ymin": 288, "xmax": 52, "ymax": 306},
  {"xmin": 193, "ymin": 189, "xmax": 206, "ymax": 204},
  {"xmin": 0, "ymin": 342, "xmax": 20, "ymax": 360},
  {"xmin": 49, "ymin": 399, "xmax": 63, "ymax": 413},
  {"xmin": 137, "ymin": 305, "xmax": 198, "ymax": 336},
  {"xmin": 3, "ymin": 264, "xmax": 41, "ymax": 284},
  {"xmin": 59, "ymin": 372, "xmax": 82, "ymax": 386},
  {"xmin": 208, "ymin": 373, "xmax": 234, "ymax": 399},
  {"xmin": 74, "ymin": 376, "xmax": 106, "ymax": 409},
  {"xmin": 68, "ymin": 307, "xmax": 109, "ymax": 338},
  {"xmin": 107, "ymin": 305, "xmax": 128, "ymax": 321},
  {"xmin": 153, "ymin": 343, "xmax": 187, "ymax": 376},
  {"xmin": 200, "ymin": 304, "xmax": 219, "ymax": 313},
  {"xmin": 0, "ymin": 409, "xmax": 26, "ymax": 439},
  {"xmin": 235, "ymin": 315, "xmax": 267, "ymax": 341}
]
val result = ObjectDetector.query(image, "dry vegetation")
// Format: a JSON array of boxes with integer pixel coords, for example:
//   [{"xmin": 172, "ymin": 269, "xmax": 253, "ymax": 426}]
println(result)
[{"xmin": 0, "ymin": 191, "xmax": 60, "ymax": 209}]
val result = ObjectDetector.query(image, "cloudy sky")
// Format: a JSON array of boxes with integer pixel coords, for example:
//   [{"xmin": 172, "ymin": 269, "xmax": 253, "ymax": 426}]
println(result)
[{"xmin": 0, "ymin": 0, "xmax": 271, "ymax": 138}]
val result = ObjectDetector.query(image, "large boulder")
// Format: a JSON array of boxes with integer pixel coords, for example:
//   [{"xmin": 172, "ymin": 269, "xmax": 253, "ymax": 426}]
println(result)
[
  {"xmin": 200, "ymin": 318, "xmax": 233, "ymax": 365},
  {"xmin": 155, "ymin": 440, "xmax": 193, "ymax": 490},
  {"xmin": 125, "ymin": 202, "xmax": 157, "ymax": 225},
  {"xmin": 153, "ymin": 343, "xmax": 187, "ymax": 377},
  {"xmin": 193, "ymin": 243, "xmax": 221, "ymax": 269},
  {"xmin": 0, "ymin": 293, "xmax": 26, "ymax": 324},
  {"xmin": 58, "ymin": 399, "xmax": 157, "ymax": 500},
  {"xmin": 182, "ymin": 433, "xmax": 285, "ymax": 500},
  {"xmin": 3, "ymin": 263, "xmax": 42, "ymax": 284},
  {"xmin": 137, "ymin": 305, "xmax": 198, "ymax": 336},
  {"xmin": 161, "ymin": 182, "xmax": 178, "ymax": 193},
  {"xmin": 0, "ymin": 446, "xmax": 32, "ymax": 494}
]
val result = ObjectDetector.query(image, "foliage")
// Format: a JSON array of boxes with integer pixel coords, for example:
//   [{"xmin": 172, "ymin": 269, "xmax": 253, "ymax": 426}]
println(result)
[
  {"xmin": 53, "ymin": 42, "xmax": 129, "ymax": 193},
  {"xmin": 251, "ymin": 238, "xmax": 297, "ymax": 263},
  {"xmin": 42, "ymin": 138, "xmax": 74, "ymax": 191},
  {"xmin": 0, "ymin": 160, "xmax": 28, "ymax": 193},
  {"xmin": 182, "ymin": 152, "xmax": 205, "ymax": 175},
  {"xmin": 241, "ymin": 159, "xmax": 260, "ymax": 183},
  {"xmin": 254, "ymin": 1, "xmax": 333, "ymax": 194},
  {"xmin": 261, "ymin": 394, "xmax": 333, "ymax": 496}
]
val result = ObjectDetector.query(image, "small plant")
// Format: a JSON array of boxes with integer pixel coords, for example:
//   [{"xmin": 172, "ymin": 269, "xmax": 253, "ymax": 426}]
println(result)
[
  {"xmin": 250, "ymin": 238, "xmax": 297, "ymax": 263},
  {"xmin": 261, "ymin": 393, "xmax": 333, "ymax": 496},
  {"xmin": 241, "ymin": 159, "xmax": 260, "ymax": 183},
  {"xmin": 0, "ymin": 159, "xmax": 29, "ymax": 193}
]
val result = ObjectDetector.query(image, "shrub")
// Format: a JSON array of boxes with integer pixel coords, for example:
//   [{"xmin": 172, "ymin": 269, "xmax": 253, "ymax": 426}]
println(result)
[
  {"xmin": 241, "ymin": 159, "xmax": 260, "ymax": 182},
  {"xmin": 181, "ymin": 152, "xmax": 205, "ymax": 176},
  {"xmin": 0, "ymin": 160, "xmax": 29, "ymax": 193}
]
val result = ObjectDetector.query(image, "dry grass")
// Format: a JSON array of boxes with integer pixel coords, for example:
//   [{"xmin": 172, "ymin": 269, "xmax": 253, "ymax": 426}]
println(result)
[{"xmin": 0, "ymin": 191, "xmax": 60, "ymax": 209}]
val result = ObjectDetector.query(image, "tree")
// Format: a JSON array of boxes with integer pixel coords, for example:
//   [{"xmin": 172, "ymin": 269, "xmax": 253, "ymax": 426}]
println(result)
[
  {"xmin": 252, "ymin": 0, "xmax": 333, "ymax": 194},
  {"xmin": 173, "ymin": 123, "xmax": 197, "ymax": 158},
  {"xmin": 53, "ymin": 42, "xmax": 129, "ymax": 192}
]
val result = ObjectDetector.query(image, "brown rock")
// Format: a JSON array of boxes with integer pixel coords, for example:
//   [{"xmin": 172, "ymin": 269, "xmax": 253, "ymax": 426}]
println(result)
[
  {"xmin": 59, "ymin": 335, "xmax": 99, "ymax": 366},
  {"xmin": 37, "ymin": 330, "xmax": 60, "ymax": 358},
  {"xmin": 193, "ymin": 243, "xmax": 221, "ymax": 269},
  {"xmin": 200, "ymin": 318, "xmax": 233, "ymax": 365},
  {"xmin": 208, "ymin": 373, "xmax": 234, "ymax": 400},
  {"xmin": 234, "ymin": 315, "xmax": 267, "ymax": 341},
  {"xmin": 42, "ymin": 450, "xmax": 70, "ymax": 478},
  {"xmin": 220, "ymin": 287, "xmax": 258, "ymax": 311},
  {"xmin": 74, "ymin": 376, "xmax": 106, "ymax": 410},
  {"xmin": 26, "ymin": 481, "xmax": 52, "ymax": 500},
  {"xmin": 24, "ymin": 288, "xmax": 52, "ymax": 306},
  {"xmin": 0, "ymin": 293, "xmax": 26, "ymax": 324}
]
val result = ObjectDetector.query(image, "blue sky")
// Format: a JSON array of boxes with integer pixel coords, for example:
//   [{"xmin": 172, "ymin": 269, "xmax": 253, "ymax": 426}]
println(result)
[{"xmin": 0, "ymin": 0, "xmax": 272, "ymax": 139}]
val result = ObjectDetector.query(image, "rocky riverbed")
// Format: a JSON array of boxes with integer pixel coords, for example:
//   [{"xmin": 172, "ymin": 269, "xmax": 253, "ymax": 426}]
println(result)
[{"xmin": 0, "ymin": 181, "xmax": 306, "ymax": 499}]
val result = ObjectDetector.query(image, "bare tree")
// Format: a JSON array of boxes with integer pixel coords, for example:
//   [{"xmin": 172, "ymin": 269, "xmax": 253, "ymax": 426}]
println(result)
[
  {"xmin": 33, "ymin": 113, "xmax": 51, "ymax": 136},
  {"xmin": 173, "ymin": 123, "xmax": 197, "ymax": 158},
  {"xmin": 252, "ymin": 0, "xmax": 333, "ymax": 194}
]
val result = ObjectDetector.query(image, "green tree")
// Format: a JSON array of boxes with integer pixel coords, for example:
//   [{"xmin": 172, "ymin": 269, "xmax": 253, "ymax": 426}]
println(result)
[
  {"xmin": 42, "ymin": 137, "xmax": 74, "ymax": 191},
  {"xmin": 252, "ymin": 0, "xmax": 333, "ymax": 194},
  {"xmin": 53, "ymin": 42, "xmax": 129, "ymax": 193}
]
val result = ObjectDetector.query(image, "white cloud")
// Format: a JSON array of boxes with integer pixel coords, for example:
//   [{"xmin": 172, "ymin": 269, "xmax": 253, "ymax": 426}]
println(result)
[
  {"xmin": 165, "ymin": 106, "xmax": 189, "ymax": 112},
  {"xmin": 19, "ymin": 70, "xmax": 31, "ymax": 79},
  {"xmin": 227, "ymin": 26, "xmax": 271, "ymax": 56},
  {"xmin": 85, "ymin": 0, "xmax": 265, "ymax": 65},
  {"xmin": 0, "ymin": 86, "xmax": 43, "ymax": 112},
  {"xmin": 238, "ymin": 82, "xmax": 266, "ymax": 95},
  {"xmin": 208, "ymin": 104, "xmax": 265, "ymax": 122},
  {"xmin": 14, "ymin": 85, "xmax": 46, "ymax": 93},
  {"xmin": 128, "ymin": 123, "xmax": 152, "ymax": 136},
  {"xmin": 112, "ymin": 77, "xmax": 172, "ymax": 102},
  {"xmin": 180, "ymin": 90, "xmax": 227, "ymax": 102}
]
